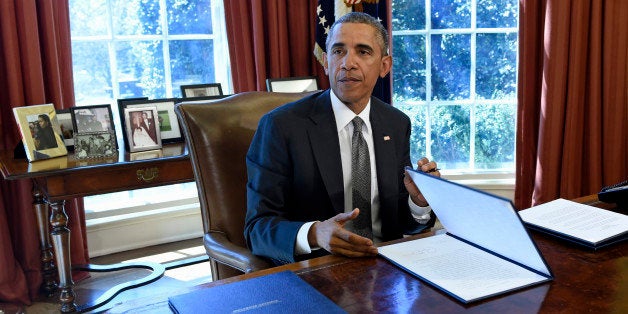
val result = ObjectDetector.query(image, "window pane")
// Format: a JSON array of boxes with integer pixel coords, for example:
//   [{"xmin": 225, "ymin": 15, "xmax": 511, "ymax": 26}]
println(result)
[
  {"xmin": 431, "ymin": 34, "xmax": 470, "ymax": 100},
  {"xmin": 69, "ymin": 0, "xmax": 108, "ymax": 36},
  {"xmin": 477, "ymin": 0, "xmax": 518, "ymax": 28},
  {"xmin": 476, "ymin": 33, "xmax": 518, "ymax": 100},
  {"xmin": 72, "ymin": 42, "xmax": 113, "ymax": 104},
  {"xmin": 170, "ymin": 40, "xmax": 216, "ymax": 97},
  {"xmin": 396, "ymin": 104, "xmax": 427, "ymax": 164},
  {"xmin": 393, "ymin": 35, "xmax": 426, "ymax": 100},
  {"xmin": 116, "ymin": 41, "xmax": 166, "ymax": 99},
  {"xmin": 113, "ymin": 0, "xmax": 162, "ymax": 35},
  {"xmin": 392, "ymin": 0, "xmax": 426, "ymax": 31},
  {"xmin": 167, "ymin": 0, "xmax": 213, "ymax": 34},
  {"xmin": 475, "ymin": 104, "xmax": 516, "ymax": 169},
  {"xmin": 430, "ymin": 105, "xmax": 470, "ymax": 169},
  {"xmin": 431, "ymin": 0, "xmax": 471, "ymax": 29}
]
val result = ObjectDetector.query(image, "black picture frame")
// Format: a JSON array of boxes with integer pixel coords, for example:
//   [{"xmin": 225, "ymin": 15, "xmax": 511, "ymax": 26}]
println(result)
[
  {"xmin": 70, "ymin": 104, "xmax": 116, "ymax": 147},
  {"xmin": 120, "ymin": 98, "xmax": 183, "ymax": 146},
  {"xmin": 55, "ymin": 108, "xmax": 75, "ymax": 150},
  {"xmin": 266, "ymin": 76, "xmax": 319, "ymax": 92},
  {"xmin": 180, "ymin": 83, "xmax": 223, "ymax": 98}
]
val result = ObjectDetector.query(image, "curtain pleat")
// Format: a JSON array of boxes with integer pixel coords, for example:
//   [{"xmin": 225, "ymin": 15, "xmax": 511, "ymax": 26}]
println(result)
[
  {"xmin": 515, "ymin": 0, "xmax": 627, "ymax": 209},
  {"xmin": 0, "ymin": 0, "xmax": 89, "ymax": 305},
  {"xmin": 224, "ymin": 0, "xmax": 325, "ymax": 93}
]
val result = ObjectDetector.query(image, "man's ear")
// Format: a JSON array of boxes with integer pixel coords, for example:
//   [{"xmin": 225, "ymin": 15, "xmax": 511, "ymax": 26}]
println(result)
[
  {"xmin": 379, "ymin": 55, "xmax": 392, "ymax": 78},
  {"xmin": 322, "ymin": 52, "xmax": 329, "ymax": 75}
]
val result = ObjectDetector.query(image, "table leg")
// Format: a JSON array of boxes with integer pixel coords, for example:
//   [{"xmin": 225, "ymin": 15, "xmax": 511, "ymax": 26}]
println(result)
[
  {"xmin": 49, "ymin": 200, "xmax": 77, "ymax": 313},
  {"xmin": 32, "ymin": 186, "xmax": 57, "ymax": 296}
]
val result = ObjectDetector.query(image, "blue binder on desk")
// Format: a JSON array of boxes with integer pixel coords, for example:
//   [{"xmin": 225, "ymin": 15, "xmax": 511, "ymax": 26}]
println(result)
[{"xmin": 168, "ymin": 270, "xmax": 346, "ymax": 313}]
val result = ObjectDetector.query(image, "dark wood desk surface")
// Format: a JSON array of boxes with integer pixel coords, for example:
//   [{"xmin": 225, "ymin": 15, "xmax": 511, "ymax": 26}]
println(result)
[
  {"xmin": 0, "ymin": 143, "xmax": 195, "ymax": 312},
  {"xmin": 104, "ymin": 195, "xmax": 627, "ymax": 313}
]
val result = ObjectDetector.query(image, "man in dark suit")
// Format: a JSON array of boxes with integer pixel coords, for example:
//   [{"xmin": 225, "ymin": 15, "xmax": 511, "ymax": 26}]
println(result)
[{"xmin": 245, "ymin": 12, "xmax": 439, "ymax": 265}]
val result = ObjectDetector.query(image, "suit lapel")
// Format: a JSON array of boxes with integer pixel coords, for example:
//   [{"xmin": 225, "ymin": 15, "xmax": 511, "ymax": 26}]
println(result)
[
  {"xmin": 370, "ymin": 101, "xmax": 398, "ymax": 204},
  {"xmin": 308, "ymin": 91, "xmax": 345, "ymax": 213}
]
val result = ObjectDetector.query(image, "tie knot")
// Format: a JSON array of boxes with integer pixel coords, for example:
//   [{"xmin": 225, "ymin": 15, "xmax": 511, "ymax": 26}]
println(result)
[{"xmin": 352, "ymin": 116, "xmax": 364, "ymax": 133}]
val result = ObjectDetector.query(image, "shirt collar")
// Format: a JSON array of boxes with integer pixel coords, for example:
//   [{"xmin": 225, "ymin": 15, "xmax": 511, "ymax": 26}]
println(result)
[{"xmin": 330, "ymin": 89, "xmax": 371, "ymax": 134}]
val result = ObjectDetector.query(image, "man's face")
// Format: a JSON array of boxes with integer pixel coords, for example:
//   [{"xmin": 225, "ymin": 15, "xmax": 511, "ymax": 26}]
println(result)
[{"xmin": 323, "ymin": 22, "xmax": 391, "ymax": 112}]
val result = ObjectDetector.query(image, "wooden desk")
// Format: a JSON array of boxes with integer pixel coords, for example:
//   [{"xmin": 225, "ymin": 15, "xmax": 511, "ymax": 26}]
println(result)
[
  {"xmin": 104, "ymin": 195, "xmax": 627, "ymax": 313},
  {"xmin": 0, "ymin": 143, "xmax": 194, "ymax": 312}
]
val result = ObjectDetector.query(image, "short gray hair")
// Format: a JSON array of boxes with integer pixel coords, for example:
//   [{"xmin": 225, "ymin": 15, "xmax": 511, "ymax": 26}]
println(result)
[{"xmin": 325, "ymin": 12, "xmax": 389, "ymax": 56}]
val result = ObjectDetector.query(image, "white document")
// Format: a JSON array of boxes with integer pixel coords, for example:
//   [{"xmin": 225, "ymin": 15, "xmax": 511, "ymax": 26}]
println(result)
[
  {"xmin": 519, "ymin": 198, "xmax": 628, "ymax": 247},
  {"xmin": 378, "ymin": 234, "xmax": 548, "ymax": 303},
  {"xmin": 378, "ymin": 168, "xmax": 552, "ymax": 303}
]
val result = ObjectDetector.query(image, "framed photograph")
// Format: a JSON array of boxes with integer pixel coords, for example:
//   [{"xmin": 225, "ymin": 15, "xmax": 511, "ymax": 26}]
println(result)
[
  {"xmin": 124, "ymin": 106, "xmax": 162, "ymax": 153},
  {"xmin": 13, "ymin": 104, "xmax": 68, "ymax": 162},
  {"xmin": 266, "ymin": 76, "xmax": 319, "ymax": 93},
  {"xmin": 120, "ymin": 98, "xmax": 182, "ymax": 145},
  {"xmin": 180, "ymin": 83, "xmax": 223, "ymax": 98},
  {"xmin": 71, "ymin": 104, "xmax": 116, "ymax": 136},
  {"xmin": 56, "ymin": 109, "xmax": 75, "ymax": 150},
  {"xmin": 74, "ymin": 132, "xmax": 118, "ymax": 159}
]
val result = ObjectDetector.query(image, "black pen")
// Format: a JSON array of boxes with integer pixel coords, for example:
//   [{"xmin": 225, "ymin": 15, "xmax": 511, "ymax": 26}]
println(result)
[{"xmin": 425, "ymin": 168, "xmax": 440, "ymax": 173}]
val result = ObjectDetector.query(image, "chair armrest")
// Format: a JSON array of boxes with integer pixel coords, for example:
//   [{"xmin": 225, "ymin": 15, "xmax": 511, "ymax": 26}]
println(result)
[{"xmin": 203, "ymin": 232, "xmax": 274, "ymax": 273}]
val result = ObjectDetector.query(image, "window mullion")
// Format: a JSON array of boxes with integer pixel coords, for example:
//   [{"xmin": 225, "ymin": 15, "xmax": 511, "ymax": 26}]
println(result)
[
  {"xmin": 425, "ymin": 0, "xmax": 433, "ymax": 159},
  {"xmin": 469, "ymin": 0, "xmax": 478, "ymax": 170},
  {"xmin": 160, "ymin": 0, "xmax": 173, "ymax": 98}
]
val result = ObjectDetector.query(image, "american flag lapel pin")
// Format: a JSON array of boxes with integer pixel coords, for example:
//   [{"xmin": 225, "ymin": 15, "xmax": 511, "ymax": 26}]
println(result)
[{"xmin": 383, "ymin": 135, "xmax": 391, "ymax": 141}]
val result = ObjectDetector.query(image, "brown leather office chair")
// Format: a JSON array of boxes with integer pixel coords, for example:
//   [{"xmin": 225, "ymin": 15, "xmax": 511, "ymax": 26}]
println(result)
[{"xmin": 175, "ymin": 91, "xmax": 316, "ymax": 280}]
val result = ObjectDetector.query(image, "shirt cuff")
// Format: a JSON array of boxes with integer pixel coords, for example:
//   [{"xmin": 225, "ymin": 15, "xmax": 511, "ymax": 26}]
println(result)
[
  {"xmin": 295, "ymin": 221, "xmax": 318, "ymax": 255},
  {"xmin": 408, "ymin": 196, "xmax": 432, "ymax": 224}
]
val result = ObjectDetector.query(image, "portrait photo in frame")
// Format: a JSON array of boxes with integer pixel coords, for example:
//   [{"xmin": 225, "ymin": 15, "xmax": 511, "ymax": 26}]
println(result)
[
  {"xmin": 71, "ymin": 104, "xmax": 116, "ymax": 135},
  {"xmin": 13, "ymin": 104, "xmax": 68, "ymax": 162},
  {"xmin": 124, "ymin": 106, "xmax": 162, "ymax": 153},
  {"xmin": 120, "ymin": 98, "xmax": 182, "ymax": 145},
  {"xmin": 74, "ymin": 132, "xmax": 118, "ymax": 159},
  {"xmin": 56, "ymin": 108, "xmax": 75, "ymax": 150},
  {"xmin": 180, "ymin": 83, "xmax": 223, "ymax": 98}
]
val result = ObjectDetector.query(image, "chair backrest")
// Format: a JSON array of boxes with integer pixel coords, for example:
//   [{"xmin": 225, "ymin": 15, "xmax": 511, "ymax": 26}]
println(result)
[{"xmin": 175, "ymin": 91, "xmax": 315, "ymax": 248}]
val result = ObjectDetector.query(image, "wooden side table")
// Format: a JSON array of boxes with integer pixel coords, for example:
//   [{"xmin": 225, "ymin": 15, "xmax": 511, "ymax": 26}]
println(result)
[{"xmin": 0, "ymin": 143, "xmax": 195, "ymax": 312}]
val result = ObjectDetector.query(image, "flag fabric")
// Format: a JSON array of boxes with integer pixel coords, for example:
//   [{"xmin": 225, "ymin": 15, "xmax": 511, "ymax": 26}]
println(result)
[
  {"xmin": 313, "ymin": 0, "xmax": 391, "ymax": 103},
  {"xmin": 314, "ymin": 0, "xmax": 388, "ymax": 66}
]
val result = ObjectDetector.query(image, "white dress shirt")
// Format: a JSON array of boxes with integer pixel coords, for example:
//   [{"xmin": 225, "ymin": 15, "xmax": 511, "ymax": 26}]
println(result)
[{"xmin": 294, "ymin": 91, "xmax": 431, "ymax": 254}]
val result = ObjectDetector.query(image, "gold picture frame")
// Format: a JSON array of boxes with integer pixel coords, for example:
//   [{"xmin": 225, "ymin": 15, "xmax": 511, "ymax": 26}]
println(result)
[{"xmin": 13, "ymin": 104, "xmax": 68, "ymax": 162}]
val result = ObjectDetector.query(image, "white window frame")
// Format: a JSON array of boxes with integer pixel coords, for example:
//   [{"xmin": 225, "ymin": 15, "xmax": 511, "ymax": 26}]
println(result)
[
  {"xmin": 392, "ymin": 0, "xmax": 518, "ymax": 183},
  {"xmin": 69, "ymin": 0, "xmax": 230, "ymax": 223}
]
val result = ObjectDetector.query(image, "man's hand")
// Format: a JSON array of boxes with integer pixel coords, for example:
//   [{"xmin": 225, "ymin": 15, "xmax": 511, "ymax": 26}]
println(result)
[
  {"xmin": 404, "ymin": 157, "xmax": 440, "ymax": 207},
  {"xmin": 308, "ymin": 209, "xmax": 378, "ymax": 257}
]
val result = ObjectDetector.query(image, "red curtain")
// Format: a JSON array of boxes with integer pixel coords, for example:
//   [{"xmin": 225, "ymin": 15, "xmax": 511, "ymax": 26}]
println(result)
[
  {"xmin": 223, "ymin": 0, "xmax": 328, "ymax": 93},
  {"xmin": 0, "ymin": 0, "xmax": 89, "ymax": 305},
  {"xmin": 515, "ymin": 0, "xmax": 628, "ymax": 209}
]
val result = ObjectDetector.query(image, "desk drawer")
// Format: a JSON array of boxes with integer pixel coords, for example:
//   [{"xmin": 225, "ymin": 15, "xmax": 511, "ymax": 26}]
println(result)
[{"xmin": 41, "ymin": 158, "xmax": 195, "ymax": 200}]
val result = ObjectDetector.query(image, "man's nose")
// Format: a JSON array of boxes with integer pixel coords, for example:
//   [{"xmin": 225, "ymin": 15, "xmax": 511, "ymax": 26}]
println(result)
[{"xmin": 341, "ymin": 51, "xmax": 357, "ymax": 70}]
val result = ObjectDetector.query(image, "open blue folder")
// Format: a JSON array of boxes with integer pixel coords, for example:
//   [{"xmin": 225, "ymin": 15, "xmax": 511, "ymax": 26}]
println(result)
[{"xmin": 378, "ymin": 168, "xmax": 553, "ymax": 304}]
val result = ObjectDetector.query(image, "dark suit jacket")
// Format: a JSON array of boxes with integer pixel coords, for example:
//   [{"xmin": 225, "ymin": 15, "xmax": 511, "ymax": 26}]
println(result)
[{"xmin": 245, "ymin": 90, "xmax": 434, "ymax": 264}]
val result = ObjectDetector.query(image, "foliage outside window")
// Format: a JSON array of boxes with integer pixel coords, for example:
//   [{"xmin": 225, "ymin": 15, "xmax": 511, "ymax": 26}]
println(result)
[
  {"xmin": 392, "ymin": 0, "xmax": 518, "ymax": 172},
  {"xmin": 69, "ymin": 0, "xmax": 230, "ymax": 214}
]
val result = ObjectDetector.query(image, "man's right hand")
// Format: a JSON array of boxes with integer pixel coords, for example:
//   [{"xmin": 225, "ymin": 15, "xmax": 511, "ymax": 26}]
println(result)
[{"xmin": 307, "ymin": 209, "xmax": 378, "ymax": 257}]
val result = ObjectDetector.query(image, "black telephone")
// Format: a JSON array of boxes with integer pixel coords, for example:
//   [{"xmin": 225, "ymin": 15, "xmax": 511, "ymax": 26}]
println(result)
[{"xmin": 598, "ymin": 180, "xmax": 628, "ymax": 209}]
